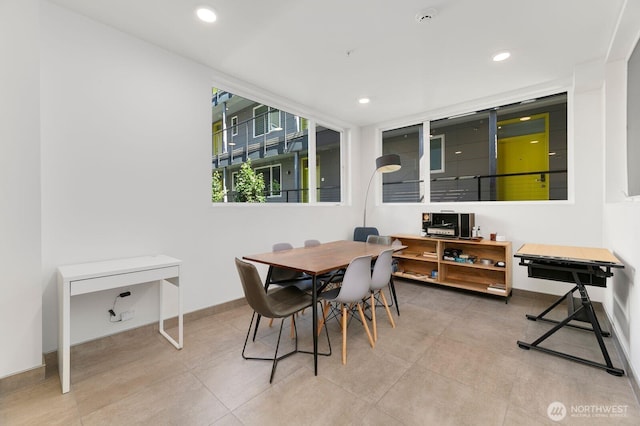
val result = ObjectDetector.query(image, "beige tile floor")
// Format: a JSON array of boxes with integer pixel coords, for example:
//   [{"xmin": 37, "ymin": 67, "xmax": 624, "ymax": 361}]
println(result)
[{"xmin": 1, "ymin": 280, "xmax": 639, "ymax": 425}]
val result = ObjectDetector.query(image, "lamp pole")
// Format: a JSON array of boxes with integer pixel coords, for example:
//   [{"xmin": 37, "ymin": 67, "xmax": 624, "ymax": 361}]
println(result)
[
  {"xmin": 363, "ymin": 170, "xmax": 377, "ymax": 227},
  {"xmin": 362, "ymin": 154, "xmax": 401, "ymax": 228}
]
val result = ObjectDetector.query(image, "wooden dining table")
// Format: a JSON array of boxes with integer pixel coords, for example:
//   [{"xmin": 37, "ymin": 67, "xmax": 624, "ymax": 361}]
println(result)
[{"xmin": 243, "ymin": 240, "xmax": 402, "ymax": 375}]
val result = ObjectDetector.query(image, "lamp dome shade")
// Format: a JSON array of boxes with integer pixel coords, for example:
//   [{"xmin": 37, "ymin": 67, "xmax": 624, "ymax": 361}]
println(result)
[{"xmin": 375, "ymin": 154, "xmax": 401, "ymax": 173}]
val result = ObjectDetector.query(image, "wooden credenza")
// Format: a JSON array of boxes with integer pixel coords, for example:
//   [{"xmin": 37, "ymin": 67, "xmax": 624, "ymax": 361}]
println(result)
[{"xmin": 390, "ymin": 234, "xmax": 512, "ymax": 300}]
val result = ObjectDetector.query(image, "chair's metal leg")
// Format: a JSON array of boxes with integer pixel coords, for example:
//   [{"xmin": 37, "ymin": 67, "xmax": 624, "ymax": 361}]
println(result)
[
  {"xmin": 341, "ymin": 304, "xmax": 348, "ymax": 364},
  {"xmin": 371, "ymin": 293, "xmax": 377, "ymax": 342},
  {"xmin": 389, "ymin": 277, "xmax": 400, "ymax": 316},
  {"xmin": 270, "ymin": 318, "xmax": 286, "ymax": 383},
  {"xmin": 253, "ymin": 266, "xmax": 275, "ymax": 341},
  {"xmin": 252, "ymin": 314, "xmax": 262, "ymax": 342},
  {"xmin": 300, "ymin": 301, "xmax": 332, "ymax": 357},
  {"xmin": 317, "ymin": 302, "xmax": 331, "ymax": 336},
  {"xmin": 243, "ymin": 312, "xmax": 257, "ymax": 359}
]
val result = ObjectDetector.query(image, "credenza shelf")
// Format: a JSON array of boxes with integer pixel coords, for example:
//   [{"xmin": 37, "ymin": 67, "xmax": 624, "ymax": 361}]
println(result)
[{"xmin": 391, "ymin": 234, "xmax": 512, "ymax": 301}]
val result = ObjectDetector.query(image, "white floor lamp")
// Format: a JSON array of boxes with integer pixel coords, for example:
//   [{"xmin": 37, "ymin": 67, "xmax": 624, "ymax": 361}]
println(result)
[{"xmin": 363, "ymin": 154, "xmax": 402, "ymax": 227}]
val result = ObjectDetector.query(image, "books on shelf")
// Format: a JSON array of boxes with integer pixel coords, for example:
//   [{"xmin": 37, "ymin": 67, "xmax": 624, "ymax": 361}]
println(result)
[
  {"xmin": 487, "ymin": 283, "xmax": 507, "ymax": 294},
  {"xmin": 442, "ymin": 255, "xmax": 478, "ymax": 264}
]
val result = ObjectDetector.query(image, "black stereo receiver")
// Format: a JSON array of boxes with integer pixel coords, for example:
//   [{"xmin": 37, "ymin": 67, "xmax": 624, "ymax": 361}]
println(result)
[{"xmin": 422, "ymin": 212, "xmax": 475, "ymax": 239}]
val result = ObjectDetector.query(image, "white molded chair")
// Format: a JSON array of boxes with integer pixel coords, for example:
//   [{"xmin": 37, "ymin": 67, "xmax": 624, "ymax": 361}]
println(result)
[
  {"xmin": 370, "ymin": 249, "xmax": 396, "ymax": 342},
  {"xmin": 317, "ymin": 255, "xmax": 375, "ymax": 364},
  {"xmin": 366, "ymin": 235, "xmax": 400, "ymax": 316}
]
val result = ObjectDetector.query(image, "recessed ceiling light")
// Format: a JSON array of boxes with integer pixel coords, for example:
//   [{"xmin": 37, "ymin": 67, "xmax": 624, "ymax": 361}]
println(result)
[
  {"xmin": 520, "ymin": 116, "xmax": 531, "ymax": 121},
  {"xmin": 415, "ymin": 8, "xmax": 438, "ymax": 23},
  {"xmin": 549, "ymin": 152, "xmax": 556, "ymax": 156},
  {"xmin": 455, "ymin": 151, "xmax": 462, "ymax": 155},
  {"xmin": 196, "ymin": 7, "xmax": 217, "ymax": 23},
  {"xmin": 358, "ymin": 98, "xmax": 370, "ymax": 104},
  {"xmin": 492, "ymin": 51, "xmax": 511, "ymax": 62},
  {"xmin": 530, "ymin": 140, "xmax": 539, "ymax": 144}
]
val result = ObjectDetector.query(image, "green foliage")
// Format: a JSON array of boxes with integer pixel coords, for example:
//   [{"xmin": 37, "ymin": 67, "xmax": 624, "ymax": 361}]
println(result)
[
  {"xmin": 271, "ymin": 180, "xmax": 281, "ymax": 195},
  {"xmin": 211, "ymin": 170, "xmax": 226, "ymax": 202},
  {"xmin": 235, "ymin": 159, "xmax": 266, "ymax": 203}
]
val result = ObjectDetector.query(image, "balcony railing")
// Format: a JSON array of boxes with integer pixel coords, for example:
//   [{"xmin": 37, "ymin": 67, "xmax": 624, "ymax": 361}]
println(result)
[
  {"xmin": 382, "ymin": 169, "xmax": 568, "ymax": 202},
  {"xmin": 212, "ymin": 109, "xmax": 308, "ymax": 168},
  {"xmin": 218, "ymin": 185, "xmax": 341, "ymax": 203}
]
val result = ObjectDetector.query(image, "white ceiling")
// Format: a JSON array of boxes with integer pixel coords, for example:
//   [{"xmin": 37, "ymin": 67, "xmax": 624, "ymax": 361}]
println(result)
[{"xmin": 48, "ymin": 0, "xmax": 625, "ymax": 126}]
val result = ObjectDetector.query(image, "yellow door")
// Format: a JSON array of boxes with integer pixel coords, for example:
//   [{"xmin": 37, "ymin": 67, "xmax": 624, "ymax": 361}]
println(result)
[
  {"xmin": 212, "ymin": 121, "xmax": 222, "ymax": 155},
  {"xmin": 497, "ymin": 113, "xmax": 549, "ymax": 200},
  {"xmin": 300, "ymin": 158, "xmax": 320, "ymax": 202}
]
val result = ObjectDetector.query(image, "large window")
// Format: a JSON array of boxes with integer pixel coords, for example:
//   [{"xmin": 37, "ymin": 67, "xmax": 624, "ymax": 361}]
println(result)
[
  {"xmin": 211, "ymin": 89, "xmax": 343, "ymax": 203},
  {"xmin": 381, "ymin": 124, "xmax": 424, "ymax": 203},
  {"xmin": 316, "ymin": 126, "xmax": 342, "ymax": 202},
  {"xmin": 430, "ymin": 93, "xmax": 567, "ymax": 202},
  {"xmin": 381, "ymin": 93, "xmax": 568, "ymax": 203}
]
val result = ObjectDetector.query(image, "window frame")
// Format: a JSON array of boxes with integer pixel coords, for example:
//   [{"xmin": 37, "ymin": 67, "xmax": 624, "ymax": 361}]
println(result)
[
  {"xmin": 231, "ymin": 116, "xmax": 238, "ymax": 136},
  {"xmin": 252, "ymin": 104, "xmax": 268, "ymax": 138},
  {"xmin": 430, "ymin": 134, "xmax": 445, "ymax": 174},
  {"xmin": 255, "ymin": 163, "xmax": 283, "ymax": 198}
]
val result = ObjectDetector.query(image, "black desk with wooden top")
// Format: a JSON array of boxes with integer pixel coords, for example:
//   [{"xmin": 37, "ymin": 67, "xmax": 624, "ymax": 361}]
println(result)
[{"xmin": 514, "ymin": 243, "xmax": 624, "ymax": 376}]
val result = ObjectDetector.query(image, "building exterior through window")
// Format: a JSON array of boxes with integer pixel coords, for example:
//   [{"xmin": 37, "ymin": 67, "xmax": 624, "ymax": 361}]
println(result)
[
  {"xmin": 382, "ymin": 93, "xmax": 568, "ymax": 203},
  {"xmin": 211, "ymin": 89, "xmax": 342, "ymax": 203}
]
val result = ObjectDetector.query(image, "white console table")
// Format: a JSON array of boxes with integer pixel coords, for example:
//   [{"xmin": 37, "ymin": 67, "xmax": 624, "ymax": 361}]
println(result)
[{"xmin": 57, "ymin": 255, "xmax": 183, "ymax": 393}]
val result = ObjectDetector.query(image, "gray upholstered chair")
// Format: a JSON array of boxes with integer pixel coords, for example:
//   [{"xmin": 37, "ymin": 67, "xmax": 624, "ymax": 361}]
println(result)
[
  {"xmin": 304, "ymin": 239, "xmax": 344, "ymax": 288},
  {"xmin": 317, "ymin": 255, "xmax": 375, "ymax": 364},
  {"xmin": 235, "ymin": 258, "xmax": 331, "ymax": 383},
  {"xmin": 353, "ymin": 227, "xmax": 379, "ymax": 242},
  {"xmin": 369, "ymin": 249, "xmax": 396, "ymax": 342},
  {"xmin": 304, "ymin": 239, "xmax": 321, "ymax": 247},
  {"xmin": 263, "ymin": 243, "xmax": 313, "ymax": 333},
  {"xmin": 366, "ymin": 234, "xmax": 392, "ymax": 245},
  {"xmin": 269, "ymin": 243, "xmax": 313, "ymax": 291}
]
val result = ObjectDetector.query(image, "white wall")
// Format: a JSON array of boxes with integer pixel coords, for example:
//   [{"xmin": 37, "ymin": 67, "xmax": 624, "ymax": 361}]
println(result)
[
  {"xmin": 602, "ymin": 0, "xmax": 640, "ymax": 384},
  {"xmin": 0, "ymin": 0, "xmax": 43, "ymax": 378},
  {"xmin": 4, "ymin": 0, "xmax": 636, "ymax": 383},
  {"xmin": 39, "ymin": 3, "xmax": 360, "ymax": 352},
  {"xmin": 362, "ymin": 0, "xmax": 640, "ymax": 380}
]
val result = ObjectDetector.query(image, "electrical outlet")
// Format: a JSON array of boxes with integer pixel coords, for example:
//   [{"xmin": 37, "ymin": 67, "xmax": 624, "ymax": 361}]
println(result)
[{"xmin": 120, "ymin": 310, "xmax": 135, "ymax": 321}]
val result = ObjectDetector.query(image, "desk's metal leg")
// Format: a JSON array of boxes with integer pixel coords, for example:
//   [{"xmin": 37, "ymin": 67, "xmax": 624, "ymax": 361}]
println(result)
[
  {"xmin": 517, "ymin": 274, "xmax": 624, "ymax": 376},
  {"xmin": 526, "ymin": 286, "xmax": 577, "ymax": 322},
  {"xmin": 312, "ymin": 275, "xmax": 318, "ymax": 375},
  {"xmin": 521, "ymin": 308, "xmax": 578, "ymax": 347},
  {"xmin": 389, "ymin": 277, "xmax": 400, "ymax": 316},
  {"xmin": 524, "ymin": 285, "xmax": 610, "ymax": 335},
  {"xmin": 576, "ymin": 279, "xmax": 621, "ymax": 375}
]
